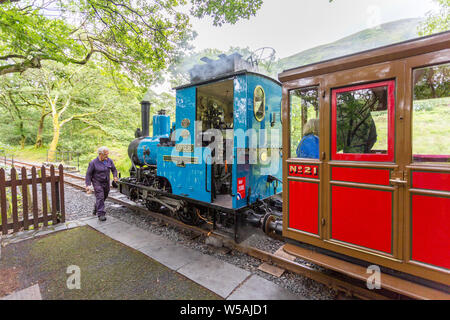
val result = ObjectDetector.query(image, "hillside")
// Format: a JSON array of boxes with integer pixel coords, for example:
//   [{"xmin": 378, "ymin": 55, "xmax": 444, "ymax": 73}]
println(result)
[
  {"xmin": 164, "ymin": 18, "xmax": 425, "ymax": 86},
  {"xmin": 277, "ymin": 18, "xmax": 423, "ymax": 72}
]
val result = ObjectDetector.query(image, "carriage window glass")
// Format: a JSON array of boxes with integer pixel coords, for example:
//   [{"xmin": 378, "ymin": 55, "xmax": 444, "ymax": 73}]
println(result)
[
  {"xmin": 254, "ymin": 86, "xmax": 265, "ymax": 122},
  {"xmin": 289, "ymin": 87, "xmax": 319, "ymax": 159},
  {"xmin": 412, "ymin": 63, "xmax": 450, "ymax": 164},
  {"xmin": 333, "ymin": 81, "xmax": 394, "ymax": 161}
]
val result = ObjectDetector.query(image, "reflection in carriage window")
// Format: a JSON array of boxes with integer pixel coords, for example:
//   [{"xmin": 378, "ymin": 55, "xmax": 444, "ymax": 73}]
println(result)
[
  {"xmin": 413, "ymin": 63, "xmax": 450, "ymax": 163},
  {"xmin": 289, "ymin": 87, "xmax": 319, "ymax": 159},
  {"xmin": 335, "ymin": 86, "xmax": 388, "ymax": 154}
]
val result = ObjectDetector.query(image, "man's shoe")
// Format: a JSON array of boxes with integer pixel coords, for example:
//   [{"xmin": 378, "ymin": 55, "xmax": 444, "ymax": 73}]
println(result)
[
  {"xmin": 92, "ymin": 208, "xmax": 97, "ymax": 216},
  {"xmin": 98, "ymin": 215, "xmax": 106, "ymax": 222}
]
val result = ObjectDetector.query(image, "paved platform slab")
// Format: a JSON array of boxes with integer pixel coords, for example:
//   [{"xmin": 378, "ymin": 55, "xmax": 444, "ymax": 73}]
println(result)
[
  {"xmin": 140, "ymin": 243, "xmax": 204, "ymax": 271},
  {"xmin": 177, "ymin": 254, "xmax": 251, "ymax": 298},
  {"xmin": 95, "ymin": 221, "xmax": 160, "ymax": 250},
  {"xmin": 84, "ymin": 216, "xmax": 120, "ymax": 229},
  {"xmin": 227, "ymin": 275, "xmax": 302, "ymax": 300},
  {"xmin": 2, "ymin": 284, "xmax": 42, "ymax": 300}
]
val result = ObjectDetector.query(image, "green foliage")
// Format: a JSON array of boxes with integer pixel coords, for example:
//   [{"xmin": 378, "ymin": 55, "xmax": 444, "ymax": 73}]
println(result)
[
  {"xmin": 418, "ymin": 0, "xmax": 450, "ymax": 36},
  {"xmin": 0, "ymin": 0, "xmax": 263, "ymax": 85},
  {"xmin": 190, "ymin": 0, "xmax": 263, "ymax": 26},
  {"xmin": 0, "ymin": 0, "xmax": 194, "ymax": 84}
]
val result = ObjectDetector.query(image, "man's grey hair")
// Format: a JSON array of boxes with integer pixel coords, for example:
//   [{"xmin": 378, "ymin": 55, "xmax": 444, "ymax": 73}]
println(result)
[{"xmin": 98, "ymin": 146, "xmax": 109, "ymax": 155}]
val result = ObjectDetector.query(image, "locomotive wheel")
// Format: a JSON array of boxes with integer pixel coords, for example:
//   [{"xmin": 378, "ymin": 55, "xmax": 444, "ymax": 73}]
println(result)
[
  {"xmin": 177, "ymin": 206, "xmax": 201, "ymax": 226},
  {"xmin": 145, "ymin": 199, "xmax": 161, "ymax": 212},
  {"xmin": 129, "ymin": 187, "xmax": 139, "ymax": 202}
]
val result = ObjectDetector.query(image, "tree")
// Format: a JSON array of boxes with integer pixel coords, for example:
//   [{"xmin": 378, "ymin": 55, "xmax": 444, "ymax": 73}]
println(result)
[
  {"xmin": 419, "ymin": 0, "xmax": 450, "ymax": 36},
  {"xmin": 190, "ymin": 0, "xmax": 263, "ymax": 26},
  {"xmin": 0, "ymin": 81, "xmax": 27, "ymax": 148},
  {"xmin": 0, "ymin": 0, "xmax": 263, "ymax": 85}
]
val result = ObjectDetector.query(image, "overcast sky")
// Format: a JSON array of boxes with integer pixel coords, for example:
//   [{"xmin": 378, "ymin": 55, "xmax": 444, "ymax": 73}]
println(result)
[{"xmin": 189, "ymin": 0, "xmax": 439, "ymax": 59}]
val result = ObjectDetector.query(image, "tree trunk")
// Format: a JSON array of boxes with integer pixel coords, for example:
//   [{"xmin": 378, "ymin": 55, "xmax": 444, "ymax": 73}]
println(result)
[
  {"xmin": 48, "ymin": 114, "xmax": 60, "ymax": 162},
  {"xmin": 35, "ymin": 110, "xmax": 47, "ymax": 148},
  {"xmin": 12, "ymin": 104, "xmax": 26, "ymax": 149}
]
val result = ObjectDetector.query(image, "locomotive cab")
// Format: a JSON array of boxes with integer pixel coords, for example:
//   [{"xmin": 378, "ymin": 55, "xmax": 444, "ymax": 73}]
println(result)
[{"xmin": 159, "ymin": 53, "xmax": 283, "ymax": 210}]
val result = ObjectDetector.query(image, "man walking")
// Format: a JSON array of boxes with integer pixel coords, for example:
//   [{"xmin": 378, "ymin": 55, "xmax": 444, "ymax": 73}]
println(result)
[{"xmin": 85, "ymin": 146, "xmax": 118, "ymax": 221}]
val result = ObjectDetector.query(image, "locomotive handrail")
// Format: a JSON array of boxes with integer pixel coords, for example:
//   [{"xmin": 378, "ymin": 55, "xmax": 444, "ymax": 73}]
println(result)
[{"xmin": 205, "ymin": 155, "xmax": 211, "ymax": 193}]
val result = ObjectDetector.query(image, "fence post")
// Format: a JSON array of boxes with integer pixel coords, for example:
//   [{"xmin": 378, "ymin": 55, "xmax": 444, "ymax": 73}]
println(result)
[
  {"xmin": 50, "ymin": 165, "xmax": 58, "ymax": 225},
  {"xmin": 21, "ymin": 167, "xmax": 29, "ymax": 230},
  {"xmin": 0, "ymin": 168, "xmax": 7, "ymax": 235},
  {"xmin": 58, "ymin": 164, "xmax": 65, "ymax": 223},
  {"xmin": 41, "ymin": 166, "xmax": 48, "ymax": 227},
  {"xmin": 31, "ymin": 167, "xmax": 39, "ymax": 229},
  {"xmin": 10, "ymin": 167, "xmax": 19, "ymax": 233}
]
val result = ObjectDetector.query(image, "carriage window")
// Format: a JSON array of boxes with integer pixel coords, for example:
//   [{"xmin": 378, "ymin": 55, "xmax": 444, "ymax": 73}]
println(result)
[
  {"xmin": 289, "ymin": 87, "xmax": 319, "ymax": 159},
  {"xmin": 332, "ymin": 81, "xmax": 395, "ymax": 162},
  {"xmin": 413, "ymin": 63, "xmax": 450, "ymax": 164}
]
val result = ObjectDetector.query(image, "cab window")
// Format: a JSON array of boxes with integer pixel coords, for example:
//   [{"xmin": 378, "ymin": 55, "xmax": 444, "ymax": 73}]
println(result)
[{"xmin": 196, "ymin": 80, "xmax": 234, "ymax": 147}]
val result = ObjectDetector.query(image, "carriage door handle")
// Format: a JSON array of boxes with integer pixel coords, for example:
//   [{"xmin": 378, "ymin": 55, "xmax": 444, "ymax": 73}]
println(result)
[{"xmin": 389, "ymin": 178, "xmax": 407, "ymax": 186}]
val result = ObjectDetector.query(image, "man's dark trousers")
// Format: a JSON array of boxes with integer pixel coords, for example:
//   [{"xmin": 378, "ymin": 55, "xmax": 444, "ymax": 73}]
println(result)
[{"xmin": 94, "ymin": 182, "xmax": 109, "ymax": 217}]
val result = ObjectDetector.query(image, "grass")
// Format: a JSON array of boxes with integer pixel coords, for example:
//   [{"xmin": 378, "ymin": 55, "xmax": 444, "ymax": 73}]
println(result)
[
  {"xmin": 0, "ymin": 226, "xmax": 221, "ymax": 300},
  {"xmin": 371, "ymin": 110, "xmax": 388, "ymax": 151},
  {"xmin": 413, "ymin": 97, "xmax": 450, "ymax": 155}
]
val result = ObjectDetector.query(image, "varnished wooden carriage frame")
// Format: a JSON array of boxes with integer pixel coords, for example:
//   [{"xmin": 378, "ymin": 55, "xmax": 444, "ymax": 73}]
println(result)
[{"xmin": 279, "ymin": 31, "xmax": 450, "ymax": 286}]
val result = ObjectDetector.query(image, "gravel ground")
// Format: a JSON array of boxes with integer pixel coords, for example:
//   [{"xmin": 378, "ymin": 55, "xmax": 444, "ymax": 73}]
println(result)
[{"xmin": 62, "ymin": 184, "xmax": 337, "ymax": 300}]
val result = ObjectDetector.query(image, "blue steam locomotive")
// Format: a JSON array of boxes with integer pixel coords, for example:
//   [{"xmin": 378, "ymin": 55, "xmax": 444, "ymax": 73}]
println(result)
[{"xmin": 119, "ymin": 53, "xmax": 283, "ymax": 239}]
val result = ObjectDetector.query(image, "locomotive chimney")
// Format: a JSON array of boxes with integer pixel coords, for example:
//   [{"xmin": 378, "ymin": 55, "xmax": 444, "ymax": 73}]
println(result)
[
  {"xmin": 140, "ymin": 100, "xmax": 150, "ymax": 137},
  {"xmin": 140, "ymin": 89, "xmax": 152, "ymax": 137}
]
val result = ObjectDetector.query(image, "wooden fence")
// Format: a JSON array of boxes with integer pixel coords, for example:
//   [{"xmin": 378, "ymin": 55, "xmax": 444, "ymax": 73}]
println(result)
[{"xmin": 0, "ymin": 165, "xmax": 65, "ymax": 235}]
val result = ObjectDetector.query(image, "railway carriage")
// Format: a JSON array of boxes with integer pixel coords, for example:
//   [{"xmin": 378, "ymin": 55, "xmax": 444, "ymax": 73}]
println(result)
[{"xmin": 279, "ymin": 31, "xmax": 450, "ymax": 287}]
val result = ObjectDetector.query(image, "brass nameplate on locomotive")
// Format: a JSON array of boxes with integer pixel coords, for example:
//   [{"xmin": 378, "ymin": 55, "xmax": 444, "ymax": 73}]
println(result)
[
  {"xmin": 163, "ymin": 155, "xmax": 199, "ymax": 165},
  {"xmin": 176, "ymin": 144, "xmax": 194, "ymax": 153}
]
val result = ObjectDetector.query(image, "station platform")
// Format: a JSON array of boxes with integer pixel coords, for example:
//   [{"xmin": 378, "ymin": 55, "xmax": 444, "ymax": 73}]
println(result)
[{"xmin": 0, "ymin": 216, "xmax": 302, "ymax": 300}]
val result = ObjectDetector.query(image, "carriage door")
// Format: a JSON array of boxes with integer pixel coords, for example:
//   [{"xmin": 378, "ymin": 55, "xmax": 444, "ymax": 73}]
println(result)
[
  {"xmin": 405, "ymin": 57, "xmax": 450, "ymax": 272},
  {"xmin": 328, "ymin": 80, "xmax": 399, "ymax": 257}
]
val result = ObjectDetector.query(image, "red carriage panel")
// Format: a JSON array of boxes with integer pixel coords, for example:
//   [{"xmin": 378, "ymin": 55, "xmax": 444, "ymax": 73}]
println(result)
[
  {"xmin": 331, "ymin": 185, "xmax": 393, "ymax": 254},
  {"xmin": 332, "ymin": 167, "xmax": 390, "ymax": 185},
  {"xmin": 412, "ymin": 194, "xmax": 450, "ymax": 270},
  {"xmin": 412, "ymin": 171, "xmax": 450, "ymax": 192},
  {"xmin": 288, "ymin": 180, "xmax": 319, "ymax": 235}
]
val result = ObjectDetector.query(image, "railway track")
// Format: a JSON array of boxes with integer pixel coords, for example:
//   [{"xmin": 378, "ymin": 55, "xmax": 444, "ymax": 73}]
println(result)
[{"xmin": 3, "ymin": 158, "xmax": 444, "ymax": 300}]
